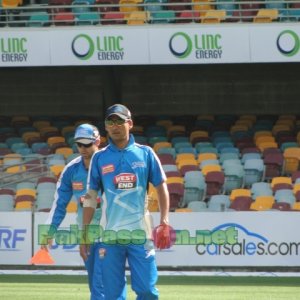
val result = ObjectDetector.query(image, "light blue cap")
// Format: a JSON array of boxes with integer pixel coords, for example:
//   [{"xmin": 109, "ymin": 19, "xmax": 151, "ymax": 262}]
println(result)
[{"xmin": 74, "ymin": 124, "xmax": 100, "ymax": 145}]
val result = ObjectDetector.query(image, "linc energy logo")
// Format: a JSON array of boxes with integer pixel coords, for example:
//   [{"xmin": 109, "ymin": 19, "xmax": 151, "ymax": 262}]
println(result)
[
  {"xmin": 169, "ymin": 32, "xmax": 222, "ymax": 60},
  {"xmin": 276, "ymin": 30, "xmax": 300, "ymax": 57},
  {"xmin": 0, "ymin": 37, "xmax": 28, "ymax": 62},
  {"xmin": 71, "ymin": 34, "xmax": 124, "ymax": 61}
]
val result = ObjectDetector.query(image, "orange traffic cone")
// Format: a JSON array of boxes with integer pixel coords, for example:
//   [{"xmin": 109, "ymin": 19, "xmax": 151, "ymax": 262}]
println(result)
[{"xmin": 30, "ymin": 248, "xmax": 55, "ymax": 265}]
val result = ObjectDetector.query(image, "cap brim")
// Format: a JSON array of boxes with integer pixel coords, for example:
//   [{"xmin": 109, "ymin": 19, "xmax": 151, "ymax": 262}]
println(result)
[
  {"xmin": 106, "ymin": 113, "xmax": 129, "ymax": 120},
  {"xmin": 75, "ymin": 138, "xmax": 94, "ymax": 144}
]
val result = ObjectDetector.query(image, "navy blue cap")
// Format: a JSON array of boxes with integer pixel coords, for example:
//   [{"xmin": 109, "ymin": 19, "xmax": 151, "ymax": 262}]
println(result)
[{"xmin": 105, "ymin": 104, "xmax": 131, "ymax": 121}]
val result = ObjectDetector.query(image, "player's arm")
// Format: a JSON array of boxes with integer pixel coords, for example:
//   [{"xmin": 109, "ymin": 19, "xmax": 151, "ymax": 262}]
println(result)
[
  {"xmin": 80, "ymin": 189, "xmax": 98, "ymax": 260},
  {"xmin": 156, "ymin": 181, "xmax": 170, "ymax": 225},
  {"xmin": 81, "ymin": 153, "xmax": 101, "ymax": 260},
  {"xmin": 42, "ymin": 168, "xmax": 73, "ymax": 250}
]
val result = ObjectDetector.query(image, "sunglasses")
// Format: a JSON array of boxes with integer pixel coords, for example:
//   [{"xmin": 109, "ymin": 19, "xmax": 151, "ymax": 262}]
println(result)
[
  {"xmin": 76, "ymin": 142, "xmax": 93, "ymax": 148},
  {"xmin": 105, "ymin": 119, "xmax": 127, "ymax": 126}
]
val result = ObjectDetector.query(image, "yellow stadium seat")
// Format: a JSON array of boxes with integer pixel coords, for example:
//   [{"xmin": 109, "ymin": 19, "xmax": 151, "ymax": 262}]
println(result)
[
  {"xmin": 197, "ymin": 153, "xmax": 218, "ymax": 164},
  {"xmin": 201, "ymin": 164, "xmax": 222, "ymax": 176},
  {"xmin": 15, "ymin": 201, "xmax": 33, "ymax": 211},
  {"xmin": 16, "ymin": 188, "xmax": 36, "ymax": 198},
  {"xmin": 292, "ymin": 202, "xmax": 300, "ymax": 210},
  {"xmin": 230, "ymin": 188, "xmax": 251, "ymax": 202},
  {"xmin": 2, "ymin": 0, "xmax": 22, "ymax": 7},
  {"xmin": 253, "ymin": 9, "xmax": 278, "ymax": 23},
  {"xmin": 22, "ymin": 131, "xmax": 41, "ymax": 143},
  {"xmin": 55, "ymin": 147, "xmax": 74, "ymax": 159},
  {"xmin": 201, "ymin": 9, "xmax": 226, "ymax": 23},
  {"xmin": 127, "ymin": 11, "xmax": 149, "ymax": 25},
  {"xmin": 254, "ymin": 131, "xmax": 273, "ymax": 143},
  {"xmin": 156, "ymin": 119, "xmax": 173, "ymax": 129},
  {"xmin": 271, "ymin": 176, "xmax": 292, "ymax": 188},
  {"xmin": 175, "ymin": 208, "xmax": 192, "ymax": 212},
  {"xmin": 176, "ymin": 153, "xmax": 196, "ymax": 165},
  {"xmin": 47, "ymin": 136, "xmax": 66, "ymax": 146},
  {"xmin": 33, "ymin": 120, "xmax": 51, "ymax": 130},
  {"xmin": 255, "ymin": 136, "xmax": 275, "ymax": 147},
  {"xmin": 50, "ymin": 165, "xmax": 65, "ymax": 177},
  {"xmin": 190, "ymin": 130, "xmax": 209, "ymax": 143},
  {"xmin": 147, "ymin": 183, "xmax": 159, "ymax": 212},
  {"xmin": 177, "ymin": 159, "xmax": 198, "ymax": 170},
  {"xmin": 153, "ymin": 142, "xmax": 172, "ymax": 153},
  {"xmin": 258, "ymin": 141, "xmax": 278, "ymax": 152},
  {"xmin": 167, "ymin": 177, "xmax": 184, "ymax": 184},
  {"xmin": 250, "ymin": 195, "xmax": 275, "ymax": 211},
  {"xmin": 67, "ymin": 201, "xmax": 77, "ymax": 213}
]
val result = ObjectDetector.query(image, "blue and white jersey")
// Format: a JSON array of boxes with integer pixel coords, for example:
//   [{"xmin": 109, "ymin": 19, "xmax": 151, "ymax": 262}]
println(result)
[
  {"xmin": 46, "ymin": 156, "xmax": 101, "ymax": 230},
  {"xmin": 87, "ymin": 134, "xmax": 166, "ymax": 234}
]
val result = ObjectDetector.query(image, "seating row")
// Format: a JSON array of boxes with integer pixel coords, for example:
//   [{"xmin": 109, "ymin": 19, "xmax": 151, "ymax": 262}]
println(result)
[{"xmin": 1, "ymin": 0, "xmax": 300, "ymax": 27}]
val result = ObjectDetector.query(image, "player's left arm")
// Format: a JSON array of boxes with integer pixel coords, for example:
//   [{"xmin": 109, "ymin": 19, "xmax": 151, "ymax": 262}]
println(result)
[
  {"xmin": 147, "ymin": 147, "xmax": 170, "ymax": 225},
  {"xmin": 156, "ymin": 181, "xmax": 170, "ymax": 225}
]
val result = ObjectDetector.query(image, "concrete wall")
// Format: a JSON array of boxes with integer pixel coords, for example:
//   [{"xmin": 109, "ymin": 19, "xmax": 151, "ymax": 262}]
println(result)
[{"xmin": 0, "ymin": 63, "xmax": 300, "ymax": 117}]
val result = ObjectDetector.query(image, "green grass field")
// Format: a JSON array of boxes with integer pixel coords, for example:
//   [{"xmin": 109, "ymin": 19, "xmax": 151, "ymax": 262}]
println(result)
[{"xmin": 1, "ymin": 274, "xmax": 300, "ymax": 300}]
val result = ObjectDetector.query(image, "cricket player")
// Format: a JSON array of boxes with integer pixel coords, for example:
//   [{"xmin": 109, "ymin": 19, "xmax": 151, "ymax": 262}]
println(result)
[
  {"xmin": 43, "ymin": 124, "xmax": 105, "ymax": 299},
  {"xmin": 83, "ymin": 104, "xmax": 171, "ymax": 299}
]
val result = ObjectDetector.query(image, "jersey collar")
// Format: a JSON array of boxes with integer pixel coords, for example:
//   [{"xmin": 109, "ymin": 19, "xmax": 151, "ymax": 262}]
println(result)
[{"xmin": 109, "ymin": 134, "xmax": 135, "ymax": 152}]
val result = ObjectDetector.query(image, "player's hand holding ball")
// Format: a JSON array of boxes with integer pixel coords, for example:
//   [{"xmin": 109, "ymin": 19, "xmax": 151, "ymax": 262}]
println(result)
[{"xmin": 153, "ymin": 224, "xmax": 176, "ymax": 250}]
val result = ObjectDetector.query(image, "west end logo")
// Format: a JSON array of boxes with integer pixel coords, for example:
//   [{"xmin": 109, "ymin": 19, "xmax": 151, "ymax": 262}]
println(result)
[
  {"xmin": 277, "ymin": 30, "xmax": 300, "ymax": 57},
  {"xmin": 169, "ymin": 32, "xmax": 223, "ymax": 60},
  {"xmin": 71, "ymin": 34, "xmax": 125, "ymax": 61}
]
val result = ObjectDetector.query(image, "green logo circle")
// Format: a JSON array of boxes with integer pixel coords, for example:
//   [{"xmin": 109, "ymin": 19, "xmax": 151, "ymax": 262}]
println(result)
[
  {"xmin": 276, "ymin": 30, "xmax": 300, "ymax": 57},
  {"xmin": 71, "ymin": 34, "xmax": 94, "ymax": 60},
  {"xmin": 169, "ymin": 32, "xmax": 193, "ymax": 59}
]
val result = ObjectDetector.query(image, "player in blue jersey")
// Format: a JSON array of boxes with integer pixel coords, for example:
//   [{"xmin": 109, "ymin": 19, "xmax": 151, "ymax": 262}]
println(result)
[
  {"xmin": 83, "ymin": 104, "xmax": 171, "ymax": 300},
  {"xmin": 42, "ymin": 123, "xmax": 106, "ymax": 299}
]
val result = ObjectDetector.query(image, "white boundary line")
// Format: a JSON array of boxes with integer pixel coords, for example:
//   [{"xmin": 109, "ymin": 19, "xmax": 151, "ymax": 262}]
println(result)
[{"xmin": 0, "ymin": 270, "xmax": 300, "ymax": 277}]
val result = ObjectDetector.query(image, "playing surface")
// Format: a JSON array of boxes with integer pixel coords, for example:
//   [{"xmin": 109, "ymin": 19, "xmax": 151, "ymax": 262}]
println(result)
[{"xmin": 1, "ymin": 275, "xmax": 300, "ymax": 300}]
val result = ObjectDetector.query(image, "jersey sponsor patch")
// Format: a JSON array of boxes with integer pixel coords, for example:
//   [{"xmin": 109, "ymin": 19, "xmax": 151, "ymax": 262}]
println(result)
[
  {"xmin": 131, "ymin": 161, "xmax": 146, "ymax": 169},
  {"xmin": 114, "ymin": 173, "xmax": 137, "ymax": 190},
  {"xmin": 102, "ymin": 164, "xmax": 115, "ymax": 174},
  {"xmin": 72, "ymin": 182, "xmax": 84, "ymax": 190}
]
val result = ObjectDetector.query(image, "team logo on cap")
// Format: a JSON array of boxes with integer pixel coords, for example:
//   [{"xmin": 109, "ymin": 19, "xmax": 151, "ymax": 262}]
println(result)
[{"xmin": 114, "ymin": 173, "xmax": 136, "ymax": 190}]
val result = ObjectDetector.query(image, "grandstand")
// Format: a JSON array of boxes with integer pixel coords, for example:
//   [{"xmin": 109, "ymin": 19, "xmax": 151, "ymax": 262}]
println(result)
[
  {"xmin": 1, "ymin": 0, "xmax": 300, "ymax": 273},
  {"xmin": 0, "ymin": 0, "xmax": 299, "ymax": 25}
]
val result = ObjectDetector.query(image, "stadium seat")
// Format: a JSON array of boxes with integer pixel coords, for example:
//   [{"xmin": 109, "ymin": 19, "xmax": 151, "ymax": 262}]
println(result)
[
  {"xmin": 229, "ymin": 188, "xmax": 251, "ymax": 202},
  {"xmin": 251, "ymin": 182, "xmax": 273, "ymax": 199},
  {"xmin": 150, "ymin": 10, "xmax": 176, "ymax": 23},
  {"xmin": 208, "ymin": 194, "xmax": 230, "ymax": 209},
  {"xmin": 167, "ymin": 182, "xmax": 184, "ymax": 211},
  {"xmin": 182, "ymin": 170, "xmax": 206, "ymax": 206},
  {"xmin": 187, "ymin": 200, "xmax": 208, "ymax": 212},
  {"xmin": 250, "ymin": 195, "xmax": 275, "ymax": 211},
  {"xmin": 201, "ymin": 10, "xmax": 226, "ymax": 23},
  {"xmin": 263, "ymin": 152, "xmax": 284, "ymax": 180},
  {"xmin": 243, "ymin": 158, "xmax": 265, "ymax": 187},
  {"xmin": 205, "ymin": 171, "xmax": 225, "ymax": 196},
  {"xmin": 27, "ymin": 11, "xmax": 50, "ymax": 27},
  {"xmin": 253, "ymin": 9, "xmax": 279, "ymax": 23},
  {"xmin": 230, "ymin": 196, "xmax": 253, "ymax": 211},
  {"xmin": 272, "ymin": 202, "xmax": 291, "ymax": 211},
  {"xmin": 0, "ymin": 194, "xmax": 14, "ymax": 211}
]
